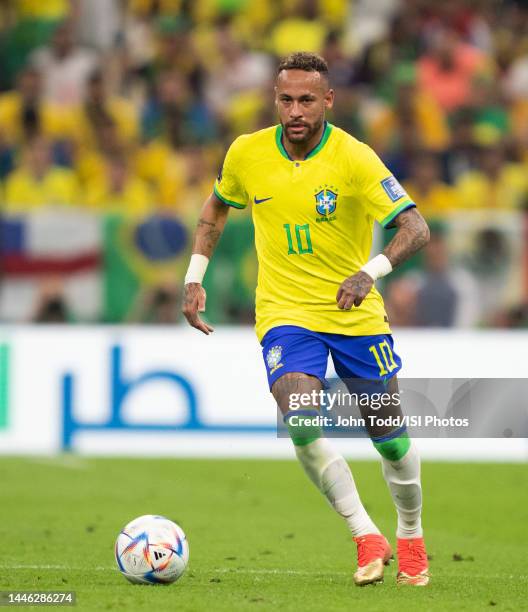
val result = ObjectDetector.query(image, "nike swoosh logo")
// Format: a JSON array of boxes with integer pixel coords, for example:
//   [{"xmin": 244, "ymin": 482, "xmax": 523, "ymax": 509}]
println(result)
[{"xmin": 254, "ymin": 196, "xmax": 273, "ymax": 204}]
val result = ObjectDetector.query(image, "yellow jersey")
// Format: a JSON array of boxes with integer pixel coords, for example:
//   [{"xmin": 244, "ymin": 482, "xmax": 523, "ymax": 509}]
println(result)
[
  {"xmin": 3, "ymin": 167, "xmax": 80, "ymax": 211},
  {"xmin": 213, "ymin": 122, "xmax": 415, "ymax": 341}
]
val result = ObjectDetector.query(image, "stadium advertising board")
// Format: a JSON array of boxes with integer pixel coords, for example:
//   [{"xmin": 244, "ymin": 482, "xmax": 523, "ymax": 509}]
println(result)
[{"xmin": 0, "ymin": 327, "xmax": 526, "ymax": 460}]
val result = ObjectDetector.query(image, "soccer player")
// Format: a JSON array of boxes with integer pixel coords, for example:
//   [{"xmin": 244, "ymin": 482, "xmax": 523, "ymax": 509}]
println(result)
[{"xmin": 183, "ymin": 52, "xmax": 431, "ymax": 586}]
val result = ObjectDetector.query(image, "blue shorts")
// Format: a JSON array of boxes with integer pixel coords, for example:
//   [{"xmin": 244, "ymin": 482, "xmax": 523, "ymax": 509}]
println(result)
[{"xmin": 261, "ymin": 325, "xmax": 402, "ymax": 390}]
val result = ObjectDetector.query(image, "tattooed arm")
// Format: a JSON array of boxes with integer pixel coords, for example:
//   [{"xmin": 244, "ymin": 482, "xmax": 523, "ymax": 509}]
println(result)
[
  {"xmin": 336, "ymin": 208, "xmax": 430, "ymax": 310},
  {"xmin": 182, "ymin": 193, "xmax": 230, "ymax": 333},
  {"xmin": 383, "ymin": 207, "xmax": 430, "ymax": 268},
  {"xmin": 191, "ymin": 192, "xmax": 230, "ymax": 257}
]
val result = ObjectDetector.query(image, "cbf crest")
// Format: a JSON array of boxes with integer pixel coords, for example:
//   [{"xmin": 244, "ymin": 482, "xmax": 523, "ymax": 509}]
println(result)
[
  {"xmin": 314, "ymin": 185, "xmax": 338, "ymax": 223},
  {"xmin": 266, "ymin": 345, "xmax": 283, "ymax": 374}
]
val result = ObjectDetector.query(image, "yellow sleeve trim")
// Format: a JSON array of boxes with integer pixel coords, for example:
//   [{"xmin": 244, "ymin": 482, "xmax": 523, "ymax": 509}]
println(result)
[{"xmin": 213, "ymin": 183, "xmax": 247, "ymax": 209}]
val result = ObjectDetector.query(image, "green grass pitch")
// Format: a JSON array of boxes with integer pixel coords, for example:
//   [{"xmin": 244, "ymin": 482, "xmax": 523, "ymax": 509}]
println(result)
[{"xmin": 0, "ymin": 458, "xmax": 526, "ymax": 611}]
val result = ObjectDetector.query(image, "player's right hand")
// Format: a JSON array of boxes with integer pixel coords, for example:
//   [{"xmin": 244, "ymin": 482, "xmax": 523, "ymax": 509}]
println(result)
[{"xmin": 182, "ymin": 283, "xmax": 214, "ymax": 335}]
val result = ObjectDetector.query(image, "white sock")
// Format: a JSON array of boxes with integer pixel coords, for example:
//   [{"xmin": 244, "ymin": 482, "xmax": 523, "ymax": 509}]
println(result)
[
  {"xmin": 295, "ymin": 437, "xmax": 380, "ymax": 537},
  {"xmin": 381, "ymin": 441, "xmax": 423, "ymax": 539}
]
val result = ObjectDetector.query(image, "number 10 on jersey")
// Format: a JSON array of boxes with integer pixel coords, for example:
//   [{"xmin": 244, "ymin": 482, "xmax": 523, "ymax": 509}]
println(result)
[{"xmin": 283, "ymin": 223, "xmax": 313, "ymax": 255}]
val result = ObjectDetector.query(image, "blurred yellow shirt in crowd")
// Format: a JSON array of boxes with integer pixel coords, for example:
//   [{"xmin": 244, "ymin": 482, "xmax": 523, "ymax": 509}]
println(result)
[
  {"xmin": 3, "ymin": 167, "xmax": 80, "ymax": 211},
  {"xmin": 75, "ymin": 148, "xmax": 107, "ymax": 186},
  {"xmin": 403, "ymin": 180, "xmax": 461, "ymax": 218},
  {"xmin": 130, "ymin": 0, "xmax": 182, "ymax": 16},
  {"xmin": 368, "ymin": 92, "xmax": 450, "ymax": 153},
  {"xmin": 270, "ymin": 18, "xmax": 327, "ymax": 56},
  {"xmin": 455, "ymin": 165, "xmax": 528, "ymax": 209},
  {"xmin": 134, "ymin": 141, "xmax": 186, "ymax": 208},
  {"xmin": 84, "ymin": 176, "xmax": 152, "ymax": 218},
  {"xmin": 230, "ymin": 0, "xmax": 277, "ymax": 39},
  {"xmin": 319, "ymin": 0, "xmax": 347, "ymax": 26},
  {"xmin": 231, "ymin": 0, "xmax": 345, "ymax": 49},
  {"xmin": 0, "ymin": 93, "xmax": 76, "ymax": 145},
  {"xmin": 69, "ymin": 98, "xmax": 139, "ymax": 149},
  {"xmin": 16, "ymin": 0, "xmax": 69, "ymax": 19},
  {"xmin": 179, "ymin": 176, "xmax": 217, "ymax": 225},
  {"xmin": 225, "ymin": 90, "xmax": 266, "ymax": 136}
]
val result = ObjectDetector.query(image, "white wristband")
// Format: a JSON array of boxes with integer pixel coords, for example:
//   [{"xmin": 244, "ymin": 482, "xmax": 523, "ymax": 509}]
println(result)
[
  {"xmin": 360, "ymin": 254, "xmax": 392, "ymax": 281},
  {"xmin": 184, "ymin": 254, "xmax": 209, "ymax": 285}
]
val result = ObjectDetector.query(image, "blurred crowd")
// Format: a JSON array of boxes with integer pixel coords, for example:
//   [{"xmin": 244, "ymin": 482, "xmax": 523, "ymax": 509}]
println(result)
[{"xmin": 0, "ymin": 0, "xmax": 527, "ymax": 327}]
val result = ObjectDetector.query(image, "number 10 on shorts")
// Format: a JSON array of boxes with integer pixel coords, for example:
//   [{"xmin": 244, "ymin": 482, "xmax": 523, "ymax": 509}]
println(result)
[{"xmin": 369, "ymin": 340, "xmax": 398, "ymax": 377}]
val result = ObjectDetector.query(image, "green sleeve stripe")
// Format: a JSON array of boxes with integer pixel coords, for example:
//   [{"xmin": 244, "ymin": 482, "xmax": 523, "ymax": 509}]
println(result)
[
  {"xmin": 380, "ymin": 200, "xmax": 416, "ymax": 228},
  {"xmin": 213, "ymin": 184, "xmax": 246, "ymax": 209}
]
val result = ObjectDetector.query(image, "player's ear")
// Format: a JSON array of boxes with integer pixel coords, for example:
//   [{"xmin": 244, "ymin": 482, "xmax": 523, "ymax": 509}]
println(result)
[
  {"xmin": 324, "ymin": 88, "xmax": 335, "ymax": 110},
  {"xmin": 274, "ymin": 85, "xmax": 279, "ymax": 107}
]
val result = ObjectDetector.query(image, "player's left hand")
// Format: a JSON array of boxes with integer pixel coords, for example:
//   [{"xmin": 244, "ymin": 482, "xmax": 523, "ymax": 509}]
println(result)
[
  {"xmin": 182, "ymin": 283, "xmax": 214, "ymax": 334},
  {"xmin": 336, "ymin": 271, "xmax": 374, "ymax": 309}
]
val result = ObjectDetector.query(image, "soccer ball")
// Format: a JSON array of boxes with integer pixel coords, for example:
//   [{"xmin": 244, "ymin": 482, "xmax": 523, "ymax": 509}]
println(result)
[{"xmin": 115, "ymin": 515, "xmax": 189, "ymax": 584}]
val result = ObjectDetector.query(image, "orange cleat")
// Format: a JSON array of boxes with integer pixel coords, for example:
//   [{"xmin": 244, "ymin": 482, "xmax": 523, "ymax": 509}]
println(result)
[
  {"xmin": 396, "ymin": 537, "xmax": 430, "ymax": 586},
  {"xmin": 353, "ymin": 534, "xmax": 392, "ymax": 586}
]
